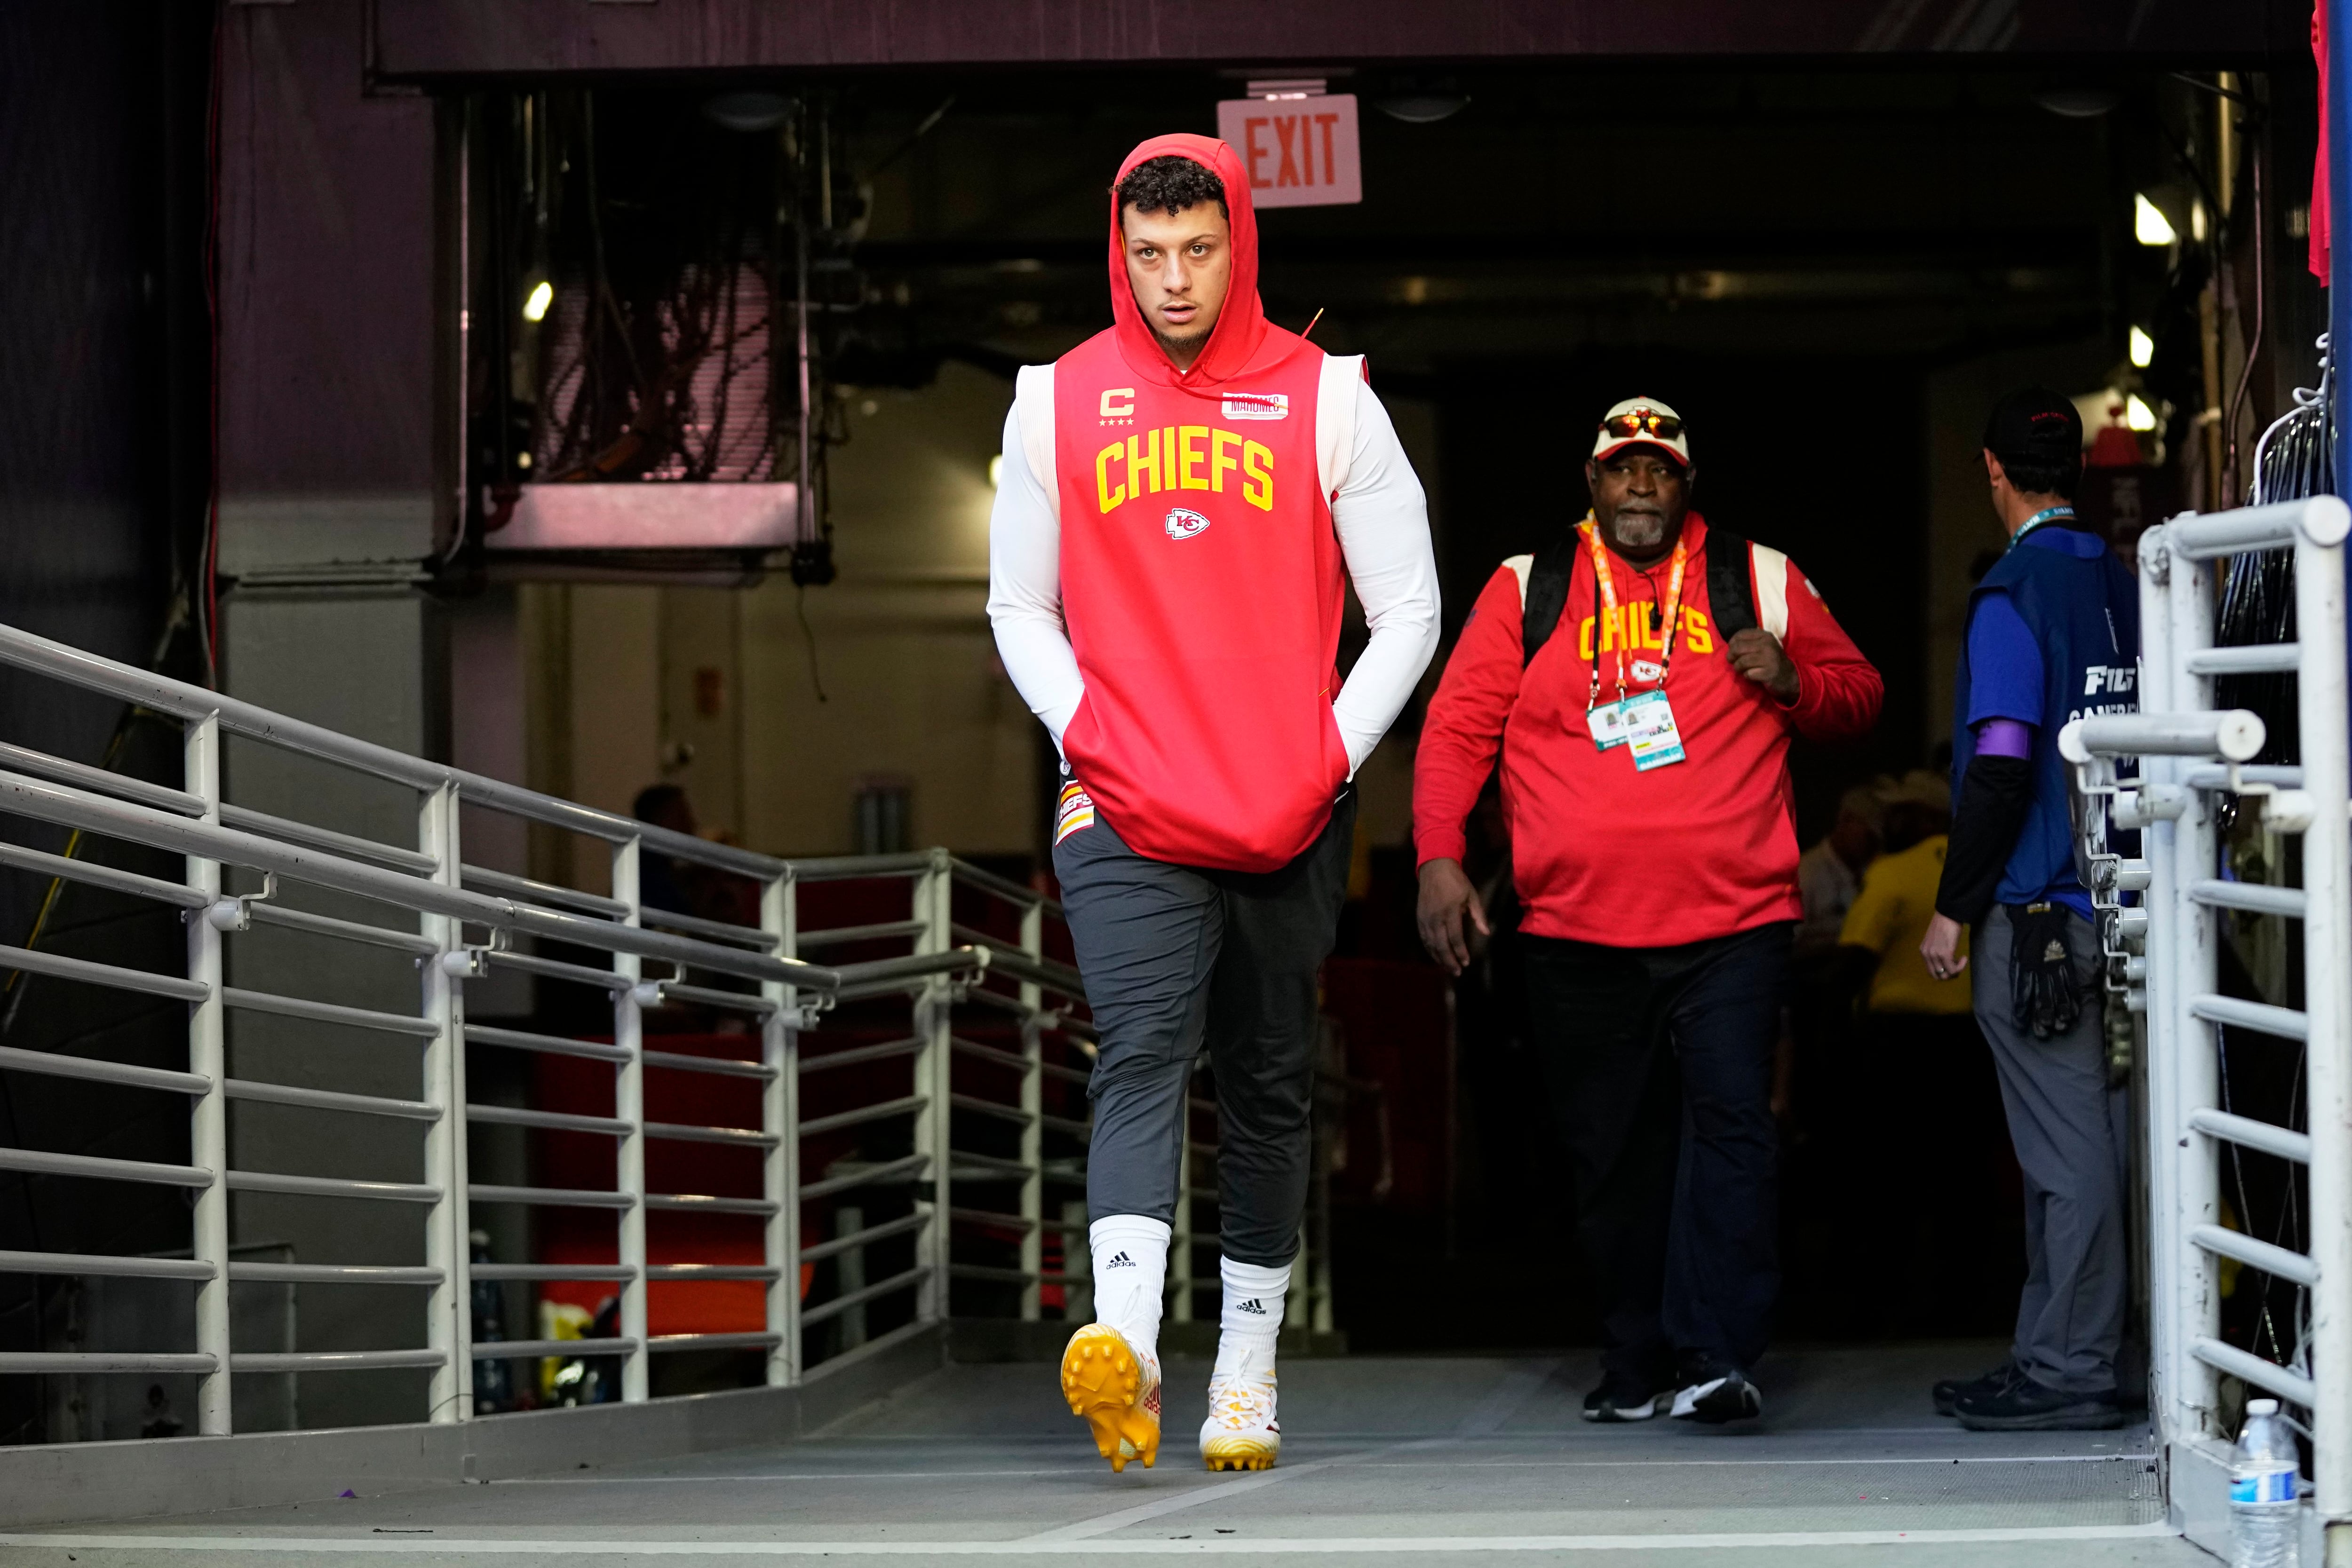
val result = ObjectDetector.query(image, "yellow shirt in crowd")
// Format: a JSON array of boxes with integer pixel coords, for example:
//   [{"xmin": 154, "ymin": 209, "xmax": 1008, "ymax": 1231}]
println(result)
[{"xmin": 1838, "ymin": 835, "xmax": 1973, "ymax": 1015}]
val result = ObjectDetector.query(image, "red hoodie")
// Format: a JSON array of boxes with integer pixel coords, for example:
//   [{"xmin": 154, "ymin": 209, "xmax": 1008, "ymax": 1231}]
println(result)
[
  {"xmin": 1050, "ymin": 135, "xmax": 1347, "ymax": 872},
  {"xmin": 1413, "ymin": 515, "xmax": 1882, "ymax": 948}
]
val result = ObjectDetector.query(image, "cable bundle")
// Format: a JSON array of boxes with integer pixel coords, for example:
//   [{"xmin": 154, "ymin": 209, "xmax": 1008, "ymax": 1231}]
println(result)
[{"xmin": 2216, "ymin": 334, "xmax": 2332, "ymax": 762}]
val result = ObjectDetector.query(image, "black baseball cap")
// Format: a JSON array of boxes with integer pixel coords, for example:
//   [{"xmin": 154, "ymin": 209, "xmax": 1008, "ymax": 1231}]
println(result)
[{"xmin": 1982, "ymin": 386, "xmax": 2083, "ymax": 469}]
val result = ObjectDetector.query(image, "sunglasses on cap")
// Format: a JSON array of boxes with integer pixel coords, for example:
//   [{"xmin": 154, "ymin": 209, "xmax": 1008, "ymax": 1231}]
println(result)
[{"xmin": 1601, "ymin": 408, "xmax": 1684, "ymax": 441}]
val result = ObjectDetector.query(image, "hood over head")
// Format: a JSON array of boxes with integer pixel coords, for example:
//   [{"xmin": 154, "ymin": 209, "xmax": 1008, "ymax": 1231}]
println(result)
[{"xmin": 1107, "ymin": 134, "xmax": 1307, "ymax": 390}]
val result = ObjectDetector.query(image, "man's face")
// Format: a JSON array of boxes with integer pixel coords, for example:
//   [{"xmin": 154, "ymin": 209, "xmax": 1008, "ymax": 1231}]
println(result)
[
  {"xmin": 1587, "ymin": 447, "xmax": 1690, "ymax": 557},
  {"xmin": 1121, "ymin": 201, "xmax": 1232, "ymax": 369}
]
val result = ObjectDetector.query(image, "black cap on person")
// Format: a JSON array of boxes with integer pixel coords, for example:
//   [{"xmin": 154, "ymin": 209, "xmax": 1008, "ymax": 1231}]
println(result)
[{"xmin": 1982, "ymin": 386, "xmax": 2082, "ymax": 471}]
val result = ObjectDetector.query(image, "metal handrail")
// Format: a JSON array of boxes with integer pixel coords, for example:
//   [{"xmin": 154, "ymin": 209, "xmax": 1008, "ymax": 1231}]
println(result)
[
  {"xmin": 0, "ymin": 766, "xmax": 993, "ymax": 998},
  {"xmin": 2065, "ymin": 495, "xmax": 2352, "ymax": 1540},
  {"xmin": 0, "ymin": 612, "xmax": 1136, "ymax": 1445},
  {"xmin": 0, "ymin": 621, "xmax": 775, "ymax": 879}
]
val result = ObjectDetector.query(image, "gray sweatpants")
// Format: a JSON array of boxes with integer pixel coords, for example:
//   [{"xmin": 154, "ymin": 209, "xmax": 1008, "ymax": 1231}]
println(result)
[
  {"xmin": 1974, "ymin": 905, "xmax": 2129, "ymax": 1395},
  {"xmin": 1054, "ymin": 789, "xmax": 1356, "ymax": 1267}
]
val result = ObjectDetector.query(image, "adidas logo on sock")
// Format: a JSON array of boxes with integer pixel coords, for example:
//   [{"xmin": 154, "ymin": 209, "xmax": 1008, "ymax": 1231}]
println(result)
[
  {"xmin": 1104, "ymin": 1251, "xmax": 1135, "ymax": 1268},
  {"xmin": 1235, "ymin": 1299, "xmax": 1267, "ymax": 1315}
]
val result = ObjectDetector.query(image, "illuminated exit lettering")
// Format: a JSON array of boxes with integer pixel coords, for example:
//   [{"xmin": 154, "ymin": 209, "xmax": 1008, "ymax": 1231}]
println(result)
[{"xmin": 1215, "ymin": 94, "xmax": 1363, "ymax": 209}]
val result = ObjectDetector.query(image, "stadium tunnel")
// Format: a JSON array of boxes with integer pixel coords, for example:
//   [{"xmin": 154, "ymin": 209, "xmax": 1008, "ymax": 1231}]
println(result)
[{"xmin": 0, "ymin": 1, "xmax": 2336, "ymax": 1562}]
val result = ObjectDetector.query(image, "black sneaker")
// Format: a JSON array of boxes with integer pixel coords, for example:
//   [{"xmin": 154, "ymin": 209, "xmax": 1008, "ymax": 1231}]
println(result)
[
  {"xmin": 1933, "ymin": 1361, "xmax": 2023, "ymax": 1418},
  {"xmin": 1954, "ymin": 1373, "xmax": 2126, "ymax": 1432},
  {"xmin": 1581, "ymin": 1370, "xmax": 1661, "ymax": 1423},
  {"xmin": 1670, "ymin": 1361, "xmax": 1763, "ymax": 1425}
]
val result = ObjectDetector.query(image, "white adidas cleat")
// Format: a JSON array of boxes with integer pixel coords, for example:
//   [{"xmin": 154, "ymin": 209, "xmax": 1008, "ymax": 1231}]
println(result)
[{"xmin": 1198, "ymin": 1346, "xmax": 1280, "ymax": 1472}]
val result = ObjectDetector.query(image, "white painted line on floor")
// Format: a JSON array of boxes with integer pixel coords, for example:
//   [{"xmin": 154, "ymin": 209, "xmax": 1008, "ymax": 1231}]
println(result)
[
  {"xmin": 1021, "ymin": 1463, "xmax": 1335, "ymax": 1542},
  {"xmin": 0, "ymin": 1523, "xmax": 2183, "ymax": 1554},
  {"xmin": 1359, "ymin": 1453, "xmax": 2156, "ymax": 1469},
  {"xmin": 490, "ymin": 1452, "xmax": 2147, "ymax": 1484},
  {"xmin": 497, "ymin": 1470, "xmax": 1091, "ymax": 1485}
]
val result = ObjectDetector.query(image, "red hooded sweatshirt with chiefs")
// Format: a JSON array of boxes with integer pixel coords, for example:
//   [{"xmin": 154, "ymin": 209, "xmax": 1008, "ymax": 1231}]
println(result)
[
  {"xmin": 1413, "ymin": 516, "xmax": 1883, "ymax": 948},
  {"xmin": 1049, "ymin": 135, "xmax": 1348, "ymax": 873}
]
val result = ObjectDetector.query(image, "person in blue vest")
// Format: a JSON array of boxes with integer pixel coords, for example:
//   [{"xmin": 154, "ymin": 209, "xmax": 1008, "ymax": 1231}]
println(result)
[{"xmin": 1920, "ymin": 387, "xmax": 2138, "ymax": 1432}]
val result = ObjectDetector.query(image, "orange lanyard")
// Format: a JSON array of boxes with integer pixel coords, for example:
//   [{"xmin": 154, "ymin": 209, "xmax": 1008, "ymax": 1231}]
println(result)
[{"xmin": 1578, "ymin": 518, "xmax": 1687, "ymax": 712}]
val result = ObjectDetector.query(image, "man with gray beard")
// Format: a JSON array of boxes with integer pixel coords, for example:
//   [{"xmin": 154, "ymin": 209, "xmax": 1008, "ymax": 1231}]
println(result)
[{"xmin": 1414, "ymin": 396, "xmax": 1883, "ymax": 1425}]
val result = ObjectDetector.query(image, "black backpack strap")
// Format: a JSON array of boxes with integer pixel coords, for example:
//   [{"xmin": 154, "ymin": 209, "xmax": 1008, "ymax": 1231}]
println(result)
[
  {"xmin": 1519, "ymin": 534, "xmax": 1578, "ymax": 666},
  {"xmin": 1703, "ymin": 526, "xmax": 1757, "ymax": 640}
]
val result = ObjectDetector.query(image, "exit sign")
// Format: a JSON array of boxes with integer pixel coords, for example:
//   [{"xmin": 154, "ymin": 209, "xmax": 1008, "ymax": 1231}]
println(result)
[{"xmin": 1216, "ymin": 93, "xmax": 1361, "ymax": 208}]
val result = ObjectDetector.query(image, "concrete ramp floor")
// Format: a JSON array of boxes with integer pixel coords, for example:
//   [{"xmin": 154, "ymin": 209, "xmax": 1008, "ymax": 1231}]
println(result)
[{"xmin": 0, "ymin": 1345, "xmax": 2199, "ymax": 1566}]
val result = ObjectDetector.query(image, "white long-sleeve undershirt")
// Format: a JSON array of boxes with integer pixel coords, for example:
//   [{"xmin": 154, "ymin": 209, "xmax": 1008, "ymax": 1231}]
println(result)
[{"xmin": 985, "ymin": 364, "xmax": 1440, "ymax": 777}]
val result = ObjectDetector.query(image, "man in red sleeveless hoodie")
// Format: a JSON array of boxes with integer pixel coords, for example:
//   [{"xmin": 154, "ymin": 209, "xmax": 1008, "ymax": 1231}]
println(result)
[
  {"xmin": 989, "ymin": 137, "xmax": 1438, "ymax": 1474},
  {"xmin": 1414, "ymin": 404, "xmax": 1881, "ymax": 1426}
]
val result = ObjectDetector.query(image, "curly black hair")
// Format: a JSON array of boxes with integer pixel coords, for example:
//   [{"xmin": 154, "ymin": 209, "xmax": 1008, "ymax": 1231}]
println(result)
[{"xmin": 1115, "ymin": 154, "xmax": 1228, "ymax": 220}]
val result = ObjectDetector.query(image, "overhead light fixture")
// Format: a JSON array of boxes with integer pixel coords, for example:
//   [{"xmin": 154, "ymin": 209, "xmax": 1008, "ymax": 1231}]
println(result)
[
  {"xmin": 704, "ymin": 91, "xmax": 792, "ymax": 134},
  {"xmin": 1376, "ymin": 92, "xmax": 1470, "ymax": 124},
  {"xmin": 2191, "ymin": 201, "xmax": 2209, "ymax": 242},
  {"xmin": 2126, "ymin": 394, "xmax": 2158, "ymax": 432},
  {"xmin": 522, "ymin": 279, "xmax": 554, "ymax": 323},
  {"xmin": 2134, "ymin": 194, "xmax": 2177, "ymax": 247},
  {"xmin": 2129, "ymin": 326, "xmax": 2154, "ymax": 368},
  {"xmin": 2034, "ymin": 85, "xmax": 2120, "ymax": 119}
]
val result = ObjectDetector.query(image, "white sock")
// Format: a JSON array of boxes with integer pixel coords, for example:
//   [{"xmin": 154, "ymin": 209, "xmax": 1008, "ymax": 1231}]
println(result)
[
  {"xmin": 1088, "ymin": 1215, "xmax": 1169, "ymax": 1377},
  {"xmin": 1215, "ymin": 1256, "xmax": 1289, "ymax": 1376}
]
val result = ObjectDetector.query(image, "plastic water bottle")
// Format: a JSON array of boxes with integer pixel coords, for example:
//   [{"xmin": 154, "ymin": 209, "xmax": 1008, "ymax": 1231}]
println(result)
[{"xmin": 2231, "ymin": 1398, "xmax": 2301, "ymax": 1568}]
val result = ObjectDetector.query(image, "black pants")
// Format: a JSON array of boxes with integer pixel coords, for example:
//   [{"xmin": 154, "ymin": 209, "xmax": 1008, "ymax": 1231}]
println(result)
[
  {"xmin": 1055, "ymin": 791, "xmax": 1356, "ymax": 1267},
  {"xmin": 1523, "ymin": 921, "xmax": 1792, "ymax": 1382}
]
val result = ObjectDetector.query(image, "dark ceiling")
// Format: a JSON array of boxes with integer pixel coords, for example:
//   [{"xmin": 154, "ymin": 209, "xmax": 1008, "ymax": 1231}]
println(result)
[{"xmin": 779, "ymin": 64, "xmax": 2260, "ymax": 378}]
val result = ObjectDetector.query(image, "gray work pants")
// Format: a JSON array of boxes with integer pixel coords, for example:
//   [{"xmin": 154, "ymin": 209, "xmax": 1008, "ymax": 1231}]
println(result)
[
  {"xmin": 1974, "ymin": 905, "xmax": 2129, "ymax": 1394},
  {"xmin": 1054, "ymin": 789, "xmax": 1355, "ymax": 1267}
]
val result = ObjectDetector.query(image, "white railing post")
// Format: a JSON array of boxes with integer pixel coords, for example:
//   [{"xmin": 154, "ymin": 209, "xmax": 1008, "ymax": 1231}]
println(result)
[
  {"xmin": 612, "ymin": 836, "xmax": 650, "ymax": 1402},
  {"xmin": 913, "ymin": 850, "xmax": 954, "ymax": 1323},
  {"xmin": 1018, "ymin": 901, "xmax": 1044, "ymax": 1322},
  {"xmin": 2293, "ymin": 507, "xmax": 2352, "ymax": 1537},
  {"xmin": 763, "ymin": 871, "xmax": 801, "ymax": 1385},
  {"xmin": 420, "ymin": 783, "xmax": 472, "ymax": 1422},
  {"xmin": 2169, "ymin": 534, "xmax": 2225, "ymax": 1442},
  {"xmin": 2136, "ymin": 525, "xmax": 2189, "ymax": 1452},
  {"xmin": 183, "ymin": 714, "xmax": 231, "ymax": 1435}
]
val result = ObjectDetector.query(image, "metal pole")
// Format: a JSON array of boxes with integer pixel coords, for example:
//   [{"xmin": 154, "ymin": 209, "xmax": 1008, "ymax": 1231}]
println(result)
[
  {"xmin": 2294, "ymin": 505, "xmax": 2352, "ymax": 1545},
  {"xmin": 2169, "ymin": 533, "xmax": 2224, "ymax": 1442},
  {"xmin": 420, "ymin": 784, "xmax": 472, "ymax": 1422},
  {"xmin": 794, "ymin": 103, "xmax": 814, "ymax": 554},
  {"xmin": 2137, "ymin": 526, "xmax": 2186, "ymax": 1451},
  {"xmin": 612, "ymin": 836, "xmax": 649, "ymax": 1402},
  {"xmin": 184, "ymin": 715, "xmax": 231, "ymax": 1434},
  {"xmin": 763, "ymin": 872, "xmax": 801, "ymax": 1385},
  {"xmin": 913, "ymin": 851, "xmax": 953, "ymax": 1323},
  {"xmin": 2331, "ymin": 0, "xmax": 2352, "ymax": 515},
  {"xmin": 1018, "ymin": 902, "xmax": 1044, "ymax": 1322}
]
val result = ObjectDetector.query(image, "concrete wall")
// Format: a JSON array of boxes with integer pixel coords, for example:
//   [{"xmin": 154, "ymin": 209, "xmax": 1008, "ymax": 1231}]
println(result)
[
  {"xmin": 508, "ymin": 362, "xmax": 1042, "ymax": 870},
  {"xmin": 220, "ymin": 589, "xmax": 449, "ymax": 1432},
  {"xmin": 741, "ymin": 362, "xmax": 1038, "ymax": 860}
]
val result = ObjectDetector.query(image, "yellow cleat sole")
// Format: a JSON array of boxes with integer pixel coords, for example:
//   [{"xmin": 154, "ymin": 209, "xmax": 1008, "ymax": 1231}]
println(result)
[
  {"xmin": 1201, "ymin": 1441, "xmax": 1278, "ymax": 1473},
  {"xmin": 1060, "ymin": 1325, "xmax": 1159, "ymax": 1474}
]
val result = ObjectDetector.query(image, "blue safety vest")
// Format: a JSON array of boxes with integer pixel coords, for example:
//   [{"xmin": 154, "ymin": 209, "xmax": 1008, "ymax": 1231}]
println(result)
[{"xmin": 1949, "ymin": 529, "xmax": 2139, "ymax": 908}]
